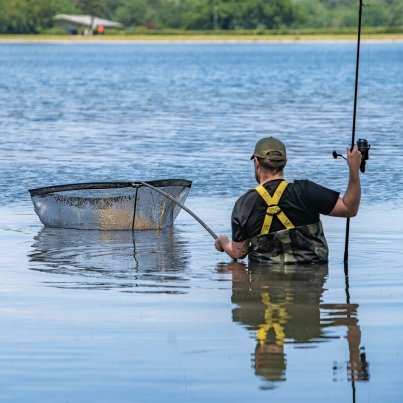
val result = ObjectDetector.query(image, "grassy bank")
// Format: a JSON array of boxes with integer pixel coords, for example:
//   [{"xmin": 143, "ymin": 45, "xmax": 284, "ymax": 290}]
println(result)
[{"xmin": 1, "ymin": 28, "xmax": 403, "ymax": 42}]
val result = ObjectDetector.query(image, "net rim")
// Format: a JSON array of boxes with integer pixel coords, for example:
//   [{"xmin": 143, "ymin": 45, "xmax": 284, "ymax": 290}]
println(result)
[{"xmin": 29, "ymin": 179, "xmax": 192, "ymax": 197}]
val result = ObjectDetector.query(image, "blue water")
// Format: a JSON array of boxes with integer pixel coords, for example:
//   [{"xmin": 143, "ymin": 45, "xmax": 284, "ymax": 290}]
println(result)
[
  {"xmin": 1, "ymin": 42, "xmax": 403, "ymax": 402},
  {"xmin": 1, "ymin": 42, "xmax": 403, "ymax": 204}
]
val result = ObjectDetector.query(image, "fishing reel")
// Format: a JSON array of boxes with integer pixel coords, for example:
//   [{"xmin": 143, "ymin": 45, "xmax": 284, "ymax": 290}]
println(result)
[{"xmin": 333, "ymin": 138, "xmax": 370, "ymax": 173}]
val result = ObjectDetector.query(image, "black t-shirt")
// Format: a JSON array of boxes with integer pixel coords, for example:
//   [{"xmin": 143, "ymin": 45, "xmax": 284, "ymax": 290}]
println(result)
[{"xmin": 232, "ymin": 179, "xmax": 340, "ymax": 242}]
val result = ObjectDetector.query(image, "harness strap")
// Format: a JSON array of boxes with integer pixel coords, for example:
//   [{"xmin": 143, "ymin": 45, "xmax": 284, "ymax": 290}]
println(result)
[{"xmin": 256, "ymin": 181, "xmax": 295, "ymax": 234}]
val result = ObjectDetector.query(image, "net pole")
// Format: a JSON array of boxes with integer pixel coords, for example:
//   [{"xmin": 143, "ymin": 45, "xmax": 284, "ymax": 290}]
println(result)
[{"xmin": 137, "ymin": 182, "xmax": 218, "ymax": 240}]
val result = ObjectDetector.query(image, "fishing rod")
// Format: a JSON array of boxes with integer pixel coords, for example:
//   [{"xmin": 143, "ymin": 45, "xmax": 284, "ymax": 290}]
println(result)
[
  {"xmin": 333, "ymin": 0, "xmax": 370, "ymax": 269},
  {"xmin": 330, "ymin": 5, "xmax": 373, "ymax": 394},
  {"xmin": 346, "ymin": 0, "xmax": 364, "ymax": 267},
  {"xmin": 138, "ymin": 181, "xmax": 218, "ymax": 240}
]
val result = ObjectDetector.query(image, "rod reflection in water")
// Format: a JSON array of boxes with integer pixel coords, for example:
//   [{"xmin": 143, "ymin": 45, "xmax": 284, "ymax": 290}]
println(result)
[
  {"xmin": 28, "ymin": 228, "xmax": 191, "ymax": 293},
  {"xmin": 222, "ymin": 262, "xmax": 369, "ymax": 388}
]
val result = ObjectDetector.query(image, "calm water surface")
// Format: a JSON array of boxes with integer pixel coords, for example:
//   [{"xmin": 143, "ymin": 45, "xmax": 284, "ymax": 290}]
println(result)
[{"xmin": 1, "ymin": 43, "xmax": 403, "ymax": 402}]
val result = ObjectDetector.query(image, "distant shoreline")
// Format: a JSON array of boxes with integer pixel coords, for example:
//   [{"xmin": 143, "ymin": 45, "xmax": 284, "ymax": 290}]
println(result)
[{"xmin": 1, "ymin": 33, "xmax": 403, "ymax": 44}]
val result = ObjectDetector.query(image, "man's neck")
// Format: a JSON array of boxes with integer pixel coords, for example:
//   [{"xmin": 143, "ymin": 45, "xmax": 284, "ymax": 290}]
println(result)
[{"xmin": 259, "ymin": 172, "xmax": 284, "ymax": 185}]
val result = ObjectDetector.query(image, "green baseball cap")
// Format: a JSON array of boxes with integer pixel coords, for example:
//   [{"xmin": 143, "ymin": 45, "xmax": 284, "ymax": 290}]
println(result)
[{"xmin": 251, "ymin": 137, "xmax": 287, "ymax": 161}]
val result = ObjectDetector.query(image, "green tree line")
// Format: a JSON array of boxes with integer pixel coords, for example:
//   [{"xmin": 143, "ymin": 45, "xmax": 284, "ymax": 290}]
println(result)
[{"xmin": 0, "ymin": 0, "xmax": 402, "ymax": 34}]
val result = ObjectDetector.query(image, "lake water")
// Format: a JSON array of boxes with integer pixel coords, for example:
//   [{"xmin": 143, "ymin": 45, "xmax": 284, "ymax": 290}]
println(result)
[{"xmin": 1, "ymin": 42, "xmax": 403, "ymax": 402}]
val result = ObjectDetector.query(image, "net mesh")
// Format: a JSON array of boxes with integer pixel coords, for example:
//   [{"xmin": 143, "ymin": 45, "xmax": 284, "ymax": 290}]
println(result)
[{"xmin": 30, "ymin": 181, "xmax": 191, "ymax": 230}]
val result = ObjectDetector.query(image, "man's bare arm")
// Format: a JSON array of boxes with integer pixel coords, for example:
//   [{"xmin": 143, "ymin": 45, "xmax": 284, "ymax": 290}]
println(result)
[{"xmin": 329, "ymin": 145, "xmax": 362, "ymax": 218}]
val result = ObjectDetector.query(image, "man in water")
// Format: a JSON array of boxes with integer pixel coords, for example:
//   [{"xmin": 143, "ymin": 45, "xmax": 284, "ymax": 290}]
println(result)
[{"xmin": 214, "ymin": 137, "xmax": 362, "ymax": 263}]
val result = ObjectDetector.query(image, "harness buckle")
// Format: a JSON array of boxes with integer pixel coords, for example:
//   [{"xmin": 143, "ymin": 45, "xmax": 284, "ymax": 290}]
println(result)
[{"xmin": 266, "ymin": 205, "xmax": 281, "ymax": 216}]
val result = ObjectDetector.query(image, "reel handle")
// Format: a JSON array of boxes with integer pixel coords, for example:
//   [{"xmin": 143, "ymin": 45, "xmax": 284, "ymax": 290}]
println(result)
[{"xmin": 333, "ymin": 138, "xmax": 370, "ymax": 172}]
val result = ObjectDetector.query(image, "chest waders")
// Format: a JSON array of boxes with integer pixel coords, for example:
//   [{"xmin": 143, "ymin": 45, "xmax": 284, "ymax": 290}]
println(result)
[{"xmin": 250, "ymin": 181, "xmax": 329, "ymax": 264}]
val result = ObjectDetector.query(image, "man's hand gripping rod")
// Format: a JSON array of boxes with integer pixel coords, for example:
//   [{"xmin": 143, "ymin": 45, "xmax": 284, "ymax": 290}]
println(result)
[{"xmin": 333, "ymin": 138, "xmax": 370, "ymax": 173}]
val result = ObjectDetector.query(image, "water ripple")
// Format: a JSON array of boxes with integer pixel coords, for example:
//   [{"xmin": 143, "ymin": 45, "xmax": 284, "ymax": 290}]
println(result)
[{"xmin": 1, "ymin": 43, "xmax": 402, "ymax": 205}]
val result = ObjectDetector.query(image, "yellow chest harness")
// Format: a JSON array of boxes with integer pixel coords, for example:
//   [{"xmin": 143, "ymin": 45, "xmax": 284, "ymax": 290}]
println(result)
[{"xmin": 255, "ymin": 181, "xmax": 295, "ymax": 235}]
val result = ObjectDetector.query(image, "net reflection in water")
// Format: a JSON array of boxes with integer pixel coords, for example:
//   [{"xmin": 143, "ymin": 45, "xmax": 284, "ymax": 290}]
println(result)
[{"xmin": 29, "ymin": 227, "xmax": 191, "ymax": 294}]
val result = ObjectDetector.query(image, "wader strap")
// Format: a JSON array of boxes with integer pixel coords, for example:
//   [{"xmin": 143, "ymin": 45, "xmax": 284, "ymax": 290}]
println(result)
[{"xmin": 256, "ymin": 181, "xmax": 295, "ymax": 234}]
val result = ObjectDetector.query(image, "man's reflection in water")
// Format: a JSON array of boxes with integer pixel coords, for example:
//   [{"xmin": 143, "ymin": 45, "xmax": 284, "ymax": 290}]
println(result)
[{"xmin": 224, "ymin": 262, "xmax": 369, "ymax": 386}]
